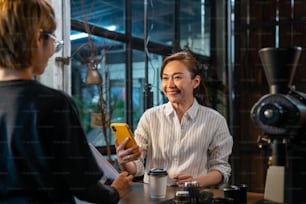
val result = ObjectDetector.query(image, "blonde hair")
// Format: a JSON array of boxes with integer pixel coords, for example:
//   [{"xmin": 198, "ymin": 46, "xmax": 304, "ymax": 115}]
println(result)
[{"xmin": 0, "ymin": 0, "xmax": 56, "ymax": 70}]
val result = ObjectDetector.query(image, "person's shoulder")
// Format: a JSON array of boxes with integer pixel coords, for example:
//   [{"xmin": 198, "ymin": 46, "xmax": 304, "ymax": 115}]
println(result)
[
  {"xmin": 198, "ymin": 105, "xmax": 225, "ymax": 119},
  {"xmin": 143, "ymin": 103, "xmax": 168, "ymax": 114},
  {"xmin": 31, "ymin": 81, "xmax": 75, "ymax": 107},
  {"xmin": 35, "ymin": 82, "xmax": 68, "ymax": 96}
]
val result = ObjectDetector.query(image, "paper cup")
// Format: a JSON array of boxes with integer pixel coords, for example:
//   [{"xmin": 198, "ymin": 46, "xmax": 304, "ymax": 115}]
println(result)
[{"xmin": 148, "ymin": 168, "xmax": 168, "ymax": 198}]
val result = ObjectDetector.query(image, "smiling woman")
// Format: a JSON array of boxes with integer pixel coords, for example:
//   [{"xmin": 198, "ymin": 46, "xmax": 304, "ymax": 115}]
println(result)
[
  {"xmin": 115, "ymin": 50, "xmax": 233, "ymax": 189},
  {"xmin": 160, "ymin": 51, "xmax": 210, "ymax": 107}
]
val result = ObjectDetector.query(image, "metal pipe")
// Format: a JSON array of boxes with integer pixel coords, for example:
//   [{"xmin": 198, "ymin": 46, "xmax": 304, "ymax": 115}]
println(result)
[
  {"xmin": 126, "ymin": 0, "xmax": 133, "ymax": 126},
  {"xmin": 227, "ymin": 0, "xmax": 238, "ymax": 184}
]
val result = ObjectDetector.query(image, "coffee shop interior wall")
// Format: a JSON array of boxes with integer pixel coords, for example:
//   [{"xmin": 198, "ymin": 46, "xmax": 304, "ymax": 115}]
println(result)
[
  {"xmin": 65, "ymin": 0, "xmax": 306, "ymax": 193},
  {"xmin": 233, "ymin": 1, "xmax": 306, "ymax": 193}
]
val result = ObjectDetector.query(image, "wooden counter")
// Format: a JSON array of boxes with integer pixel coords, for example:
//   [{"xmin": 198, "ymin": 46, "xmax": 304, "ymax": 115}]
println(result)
[{"xmin": 119, "ymin": 183, "xmax": 264, "ymax": 204}]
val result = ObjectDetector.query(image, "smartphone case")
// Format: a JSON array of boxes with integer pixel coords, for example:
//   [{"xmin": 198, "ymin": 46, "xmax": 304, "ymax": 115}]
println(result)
[{"xmin": 110, "ymin": 123, "xmax": 138, "ymax": 153}]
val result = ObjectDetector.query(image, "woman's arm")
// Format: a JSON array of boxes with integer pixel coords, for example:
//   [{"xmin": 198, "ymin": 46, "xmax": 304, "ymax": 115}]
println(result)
[
  {"xmin": 207, "ymin": 117, "xmax": 233, "ymax": 184},
  {"xmin": 173, "ymin": 170, "xmax": 223, "ymax": 188}
]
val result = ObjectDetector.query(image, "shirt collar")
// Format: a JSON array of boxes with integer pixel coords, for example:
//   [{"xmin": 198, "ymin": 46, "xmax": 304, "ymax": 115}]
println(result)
[{"xmin": 164, "ymin": 99, "xmax": 200, "ymax": 120}]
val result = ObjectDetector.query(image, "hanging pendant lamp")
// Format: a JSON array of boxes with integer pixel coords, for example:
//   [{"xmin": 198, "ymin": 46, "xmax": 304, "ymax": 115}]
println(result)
[{"xmin": 85, "ymin": 59, "xmax": 102, "ymax": 84}]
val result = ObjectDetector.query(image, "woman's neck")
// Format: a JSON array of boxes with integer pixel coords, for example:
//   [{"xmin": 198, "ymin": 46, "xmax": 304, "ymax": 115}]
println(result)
[
  {"xmin": 0, "ymin": 67, "xmax": 33, "ymax": 80},
  {"xmin": 172, "ymin": 98, "xmax": 194, "ymax": 121}
]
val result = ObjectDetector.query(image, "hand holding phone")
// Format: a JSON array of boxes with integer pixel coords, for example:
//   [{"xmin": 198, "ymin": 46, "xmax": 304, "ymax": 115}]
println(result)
[{"xmin": 110, "ymin": 123, "xmax": 139, "ymax": 153}]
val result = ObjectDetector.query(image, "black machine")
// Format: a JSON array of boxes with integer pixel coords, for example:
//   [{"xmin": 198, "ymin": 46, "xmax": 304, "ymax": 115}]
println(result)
[{"xmin": 250, "ymin": 47, "xmax": 306, "ymax": 203}]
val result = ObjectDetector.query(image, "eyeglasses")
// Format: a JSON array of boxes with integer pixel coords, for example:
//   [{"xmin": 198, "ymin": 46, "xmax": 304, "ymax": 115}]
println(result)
[{"xmin": 45, "ymin": 33, "xmax": 64, "ymax": 53}]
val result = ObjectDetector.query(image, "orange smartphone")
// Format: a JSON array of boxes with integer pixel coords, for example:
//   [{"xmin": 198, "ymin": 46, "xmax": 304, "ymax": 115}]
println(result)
[{"xmin": 110, "ymin": 123, "xmax": 139, "ymax": 153}]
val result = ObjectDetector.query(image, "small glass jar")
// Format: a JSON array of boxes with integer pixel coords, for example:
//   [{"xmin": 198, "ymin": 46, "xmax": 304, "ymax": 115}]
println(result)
[
  {"xmin": 174, "ymin": 190, "xmax": 190, "ymax": 204},
  {"xmin": 183, "ymin": 181, "xmax": 199, "ymax": 204}
]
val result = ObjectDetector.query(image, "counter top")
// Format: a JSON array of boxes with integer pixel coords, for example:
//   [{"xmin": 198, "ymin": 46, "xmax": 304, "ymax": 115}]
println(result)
[{"xmin": 119, "ymin": 183, "xmax": 264, "ymax": 204}]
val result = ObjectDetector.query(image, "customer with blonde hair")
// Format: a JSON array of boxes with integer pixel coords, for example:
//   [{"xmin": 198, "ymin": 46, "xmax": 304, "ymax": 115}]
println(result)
[{"xmin": 0, "ymin": 0, "xmax": 132, "ymax": 203}]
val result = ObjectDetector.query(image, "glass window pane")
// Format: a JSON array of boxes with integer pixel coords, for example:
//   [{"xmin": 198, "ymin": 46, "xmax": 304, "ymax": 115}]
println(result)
[
  {"xmin": 180, "ymin": 0, "xmax": 211, "ymax": 56},
  {"xmin": 131, "ymin": 50, "xmax": 164, "ymax": 129},
  {"xmin": 71, "ymin": 0, "xmax": 125, "ymax": 33},
  {"xmin": 70, "ymin": 0, "xmax": 213, "ymax": 149},
  {"xmin": 71, "ymin": 31, "xmax": 126, "ymax": 146},
  {"xmin": 132, "ymin": 0, "xmax": 175, "ymax": 45}
]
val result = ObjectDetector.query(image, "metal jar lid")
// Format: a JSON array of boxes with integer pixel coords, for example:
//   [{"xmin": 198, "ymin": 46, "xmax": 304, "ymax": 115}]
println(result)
[
  {"xmin": 184, "ymin": 181, "xmax": 199, "ymax": 188},
  {"xmin": 174, "ymin": 191, "xmax": 190, "ymax": 201}
]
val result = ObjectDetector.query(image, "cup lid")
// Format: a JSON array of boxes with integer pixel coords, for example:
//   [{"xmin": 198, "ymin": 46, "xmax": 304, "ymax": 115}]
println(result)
[
  {"xmin": 175, "ymin": 191, "xmax": 190, "ymax": 201},
  {"xmin": 148, "ymin": 168, "xmax": 168, "ymax": 176}
]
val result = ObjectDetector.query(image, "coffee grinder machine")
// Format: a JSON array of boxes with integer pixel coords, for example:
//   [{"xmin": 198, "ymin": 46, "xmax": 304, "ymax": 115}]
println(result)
[{"xmin": 250, "ymin": 47, "xmax": 306, "ymax": 203}]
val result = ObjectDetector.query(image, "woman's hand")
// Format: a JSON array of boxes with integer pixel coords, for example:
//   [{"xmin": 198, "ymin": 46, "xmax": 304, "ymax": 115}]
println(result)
[
  {"xmin": 115, "ymin": 138, "xmax": 141, "ymax": 166},
  {"xmin": 173, "ymin": 173, "xmax": 195, "ymax": 187},
  {"xmin": 174, "ymin": 170, "xmax": 223, "ymax": 188}
]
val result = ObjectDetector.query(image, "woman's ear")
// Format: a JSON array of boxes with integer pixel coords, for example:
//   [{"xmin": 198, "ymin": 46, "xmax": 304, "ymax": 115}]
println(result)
[
  {"xmin": 36, "ymin": 29, "xmax": 44, "ymax": 48},
  {"xmin": 193, "ymin": 74, "xmax": 201, "ymax": 88}
]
